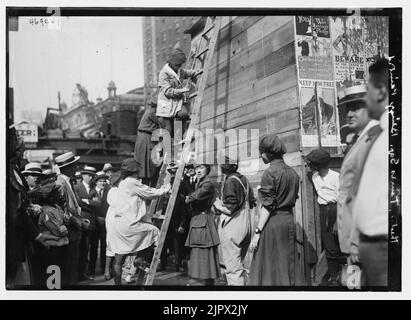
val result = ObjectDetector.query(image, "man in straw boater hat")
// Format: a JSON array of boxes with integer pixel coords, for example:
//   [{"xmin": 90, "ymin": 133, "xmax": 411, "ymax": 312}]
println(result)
[
  {"xmin": 102, "ymin": 163, "xmax": 115, "ymax": 186},
  {"xmin": 22, "ymin": 162, "xmax": 45, "ymax": 190},
  {"xmin": 335, "ymin": 84, "xmax": 381, "ymax": 276},
  {"xmin": 74, "ymin": 165, "xmax": 97, "ymax": 281},
  {"xmin": 74, "ymin": 171, "xmax": 83, "ymax": 186},
  {"xmin": 54, "ymin": 151, "xmax": 83, "ymax": 285}
]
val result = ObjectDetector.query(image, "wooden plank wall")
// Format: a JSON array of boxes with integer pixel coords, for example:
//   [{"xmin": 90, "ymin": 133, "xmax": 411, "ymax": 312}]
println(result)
[{"xmin": 195, "ymin": 16, "xmax": 308, "ymax": 285}]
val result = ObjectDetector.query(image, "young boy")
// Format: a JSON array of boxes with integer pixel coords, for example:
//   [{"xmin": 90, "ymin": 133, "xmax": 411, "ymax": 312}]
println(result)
[{"xmin": 305, "ymin": 148, "xmax": 344, "ymax": 286}]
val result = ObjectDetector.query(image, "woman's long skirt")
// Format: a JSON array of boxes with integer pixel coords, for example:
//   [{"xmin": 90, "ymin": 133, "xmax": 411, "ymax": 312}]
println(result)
[
  {"xmin": 188, "ymin": 246, "xmax": 221, "ymax": 280},
  {"xmin": 134, "ymin": 131, "xmax": 153, "ymax": 179},
  {"xmin": 249, "ymin": 211, "xmax": 295, "ymax": 286}
]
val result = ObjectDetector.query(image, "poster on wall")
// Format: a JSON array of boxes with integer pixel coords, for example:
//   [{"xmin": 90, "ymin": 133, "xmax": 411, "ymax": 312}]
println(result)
[
  {"xmin": 295, "ymin": 16, "xmax": 333, "ymax": 80},
  {"xmin": 363, "ymin": 16, "xmax": 389, "ymax": 75},
  {"xmin": 330, "ymin": 16, "xmax": 366, "ymax": 85},
  {"xmin": 299, "ymin": 80, "xmax": 339, "ymax": 147},
  {"xmin": 294, "ymin": 15, "xmax": 389, "ymax": 148},
  {"xmin": 330, "ymin": 15, "xmax": 389, "ymax": 138}
]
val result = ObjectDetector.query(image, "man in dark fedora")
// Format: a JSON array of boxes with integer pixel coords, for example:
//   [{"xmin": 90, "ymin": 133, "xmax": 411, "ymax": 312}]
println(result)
[
  {"xmin": 54, "ymin": 151, "xmax": 83, "ymax": 285},
  {"xmin": 74, "ymin": 165, "xmax": 97, "ymax": 281}
]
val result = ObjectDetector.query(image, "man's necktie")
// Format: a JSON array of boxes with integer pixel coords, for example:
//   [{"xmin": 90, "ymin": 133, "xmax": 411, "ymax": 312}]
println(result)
[
  {"xmin": 344, "ymin": 133, "xmax": 359, "ymax": 155},
  {"xmin": 350, "ymin": 133, "xmax": 360, "ymax": 145}
]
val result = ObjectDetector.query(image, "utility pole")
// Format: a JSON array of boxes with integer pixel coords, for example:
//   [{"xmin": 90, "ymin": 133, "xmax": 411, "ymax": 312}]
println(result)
[{"xmin": 57, "ymin": 91, "xmax": 61, "ymax": 111}]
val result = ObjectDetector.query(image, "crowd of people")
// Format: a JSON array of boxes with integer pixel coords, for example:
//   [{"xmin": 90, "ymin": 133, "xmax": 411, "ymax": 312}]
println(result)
[{"xmin": 6, "ymin": 54, "xmax": 389, "ymax": 288}]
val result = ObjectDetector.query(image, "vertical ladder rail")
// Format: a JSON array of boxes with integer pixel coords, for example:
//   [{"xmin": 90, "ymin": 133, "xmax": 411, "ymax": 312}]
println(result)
[{"xmin": 144, "ymin": 16, "xmax": 222, "ymax": 286}]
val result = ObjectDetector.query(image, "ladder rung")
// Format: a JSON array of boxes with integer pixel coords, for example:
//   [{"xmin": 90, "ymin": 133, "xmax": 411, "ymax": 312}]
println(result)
[
  {"xmin": 153, "ymin": 214, "xmax": 165, "ymax": 220},
  {"xmin": 196, "ymin": 48, "xmax": 209, "ymax": 59},
  {"xmin": 201, "ymin": 25, "xmax": 214, "ymax": 38},
  {"xmin": 188, "ymin": 92, "xmax": 198, "ymax": 99}
]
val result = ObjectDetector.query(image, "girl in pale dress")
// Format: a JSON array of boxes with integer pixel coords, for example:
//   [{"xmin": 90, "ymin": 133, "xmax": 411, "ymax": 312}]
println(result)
[{"xmin": 106, "ymin": 158, "xmax": 171, "ymax": 285}]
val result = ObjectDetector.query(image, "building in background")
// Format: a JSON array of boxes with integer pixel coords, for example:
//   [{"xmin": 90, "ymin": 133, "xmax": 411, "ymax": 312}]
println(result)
[
  {"xmin": 142, "ymin": 16, "xmax": 199, "ymax": 93},
  {"xmin": 61, "ymin": 82, "xmax": 145, "ymax": 138}
]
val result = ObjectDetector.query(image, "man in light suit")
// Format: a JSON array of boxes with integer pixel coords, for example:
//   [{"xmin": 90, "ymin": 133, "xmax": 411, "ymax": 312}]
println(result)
[
  {"xmin": 55, "ymin": 152, "xmax": 83, "ymax": 286},
  {"xmin": 352, "ymin": 59, "xmax": 389, "ymax": 286},
  {"xmin": 337, "ymin": 85, "xmax": 378, "ymax": 264},
  {"xmin": 336, "ymin": 85, "xmax": 380, "ymax": 264}
]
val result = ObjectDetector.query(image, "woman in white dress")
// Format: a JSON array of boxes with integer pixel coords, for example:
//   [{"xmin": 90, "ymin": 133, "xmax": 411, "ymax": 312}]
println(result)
[{"xmin": 106, "ymin": 158, "xmax": 171, "ymax": 285}]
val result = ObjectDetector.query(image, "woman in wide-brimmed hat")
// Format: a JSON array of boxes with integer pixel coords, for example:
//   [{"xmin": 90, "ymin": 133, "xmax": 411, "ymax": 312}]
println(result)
[
  {"xmin": 184, "ymin": 162, "xmax": 220, "ymax": 286},
  {"xmin": 106, "ymin": 158, "xmax": 171, "ymax": 285}
]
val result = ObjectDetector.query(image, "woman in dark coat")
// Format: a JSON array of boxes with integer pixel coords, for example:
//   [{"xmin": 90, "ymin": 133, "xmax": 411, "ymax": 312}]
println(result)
[
  {"xmin": 248, "ymin": 134, "xmax": 300, "ymax": 286},
  {"xmin": 184, "ymin": 163, "xmax": 220, "ymax": 286},
  {"xmin": 134, "ymin": 92, "xmax": 161, "ymax": 186}
]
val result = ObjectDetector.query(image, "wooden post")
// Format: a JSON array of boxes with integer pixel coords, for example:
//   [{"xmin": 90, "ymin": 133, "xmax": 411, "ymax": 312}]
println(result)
[{"xmin": 314, "ymin": 82, "xmax": 322, "ymax": 148}]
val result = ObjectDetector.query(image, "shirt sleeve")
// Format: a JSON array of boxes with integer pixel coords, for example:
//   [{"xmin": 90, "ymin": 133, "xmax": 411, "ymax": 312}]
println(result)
[
  {"xmin": 131, "ymin": 182, "xmax": 169, "ymax": 200},
  {"xmin": 333, "ymin": 171, "xmax": 340, "ymax": 191},
  {"xmin": 148, "ymin": 110, "xmax": 161, "ymax": 126},
  {"xmin": 158, "ymin": 70, "xmax": 186, "ymax": 99},
  {"xmin": 311, "ymin": 171, "xmax": 321, "ymax": 191},
  {"xmin": 248, "ymin": 185, "xmax": 256, "ymax": 209},
  {"xmin": 311, "ymin": 171, "xmax": 329, "ymax": 201},
  {"xmin": 158, "ymin": 68, "xmax": 183, "ymax": 99},
  {"xmin": 186, "ymin": 180, "xmax": 214, "ymax": 204},
  {"xmin": 180, "ymin": 68, "xmax": 197, "ymax": 79},
  {"xmin": 259, "ymin": 169, "xmax": 278, "ymax": 212}
]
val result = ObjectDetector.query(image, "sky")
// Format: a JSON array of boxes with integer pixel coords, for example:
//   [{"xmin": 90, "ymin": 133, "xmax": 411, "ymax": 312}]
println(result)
[{"xmin": 9, "ymin": 16, "xmax": 144, "ymax": 124}]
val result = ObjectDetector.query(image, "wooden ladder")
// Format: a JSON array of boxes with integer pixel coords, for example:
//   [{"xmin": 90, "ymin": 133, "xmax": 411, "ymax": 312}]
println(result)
[{"xmin": 144, "ymin": 16, "xmax": 222, "ymax": 286}]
